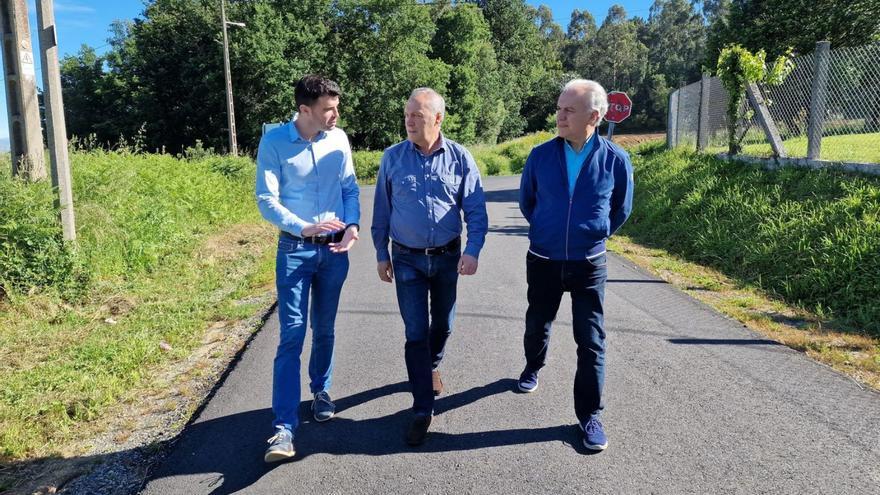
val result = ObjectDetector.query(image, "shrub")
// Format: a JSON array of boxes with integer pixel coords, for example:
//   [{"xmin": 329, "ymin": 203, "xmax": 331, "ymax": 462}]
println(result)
[
  {"xmin": 353, "ymin": 151, "xmax": 383, "ymax": 183},
  {"xmin": 0, "ymin": 167, "xmax": 88, "ymax": 299}
]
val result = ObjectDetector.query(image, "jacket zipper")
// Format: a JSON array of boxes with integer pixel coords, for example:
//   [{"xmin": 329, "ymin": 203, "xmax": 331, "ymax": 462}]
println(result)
[{"xmin": 564, "ymin": 137, "xmax": 596, "ymax": 261}]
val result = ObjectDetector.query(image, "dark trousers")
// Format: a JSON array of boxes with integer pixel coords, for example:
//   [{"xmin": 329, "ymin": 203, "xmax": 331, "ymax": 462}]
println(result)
[
  {"xmin": 392, "ymin": 246, "xmax": 460, "ymax": 416},
  {"xmin": 524, "ymin": 252, "xmax": 608, "ymax": 424}
]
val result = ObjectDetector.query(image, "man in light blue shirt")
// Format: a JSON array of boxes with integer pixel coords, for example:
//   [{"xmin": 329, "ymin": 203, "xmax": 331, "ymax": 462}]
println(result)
[
  {"xmin": 256, "ymin": 75, "xmax": 360, "ymax": 463},
  {"xmin": 372, "ymin": 88, "xmax": 488, "ymax": 446}
]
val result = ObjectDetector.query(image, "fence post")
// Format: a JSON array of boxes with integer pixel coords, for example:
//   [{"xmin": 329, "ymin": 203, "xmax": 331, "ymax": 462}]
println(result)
[
  {"xmin": 807, "ymin": 41, "xmax": 831, "ymax": 160},
  {"xmin": 697, "ymin": 74, "xmax": 710, "ymax": 151},
  {"xmin": 667, "ymin": 89, "xmax": 678, "ymax": 148},
  {"xmin": 746, "ymin": 83, "xmax": 787, "ymax": 158}
]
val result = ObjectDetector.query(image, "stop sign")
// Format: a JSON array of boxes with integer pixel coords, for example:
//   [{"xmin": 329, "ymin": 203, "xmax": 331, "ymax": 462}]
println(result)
[{"xmin": 605, "ymin": 92, "xmax": 632, "ymax": 123}]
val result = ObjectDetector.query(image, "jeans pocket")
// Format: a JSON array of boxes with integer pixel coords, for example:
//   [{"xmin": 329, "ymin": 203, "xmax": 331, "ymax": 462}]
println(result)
[{"xmin": 278, "ymin": 239, "xmax": 301, "ymax": 253}]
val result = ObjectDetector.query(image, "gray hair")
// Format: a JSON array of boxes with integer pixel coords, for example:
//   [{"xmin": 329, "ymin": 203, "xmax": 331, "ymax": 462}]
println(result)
[
  {"xmin": 409, "ymin": 87, "xmax": 446, "ymax": 119},
  {"xmin": 563, "ymin": 79, "xmax": 608, "ymax": 123}
]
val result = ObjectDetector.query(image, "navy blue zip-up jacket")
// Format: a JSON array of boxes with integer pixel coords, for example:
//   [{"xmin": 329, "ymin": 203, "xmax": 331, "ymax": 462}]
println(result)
[{"xmin": 519, "ymin": 135, "xmax": 634, "ymax": 261}]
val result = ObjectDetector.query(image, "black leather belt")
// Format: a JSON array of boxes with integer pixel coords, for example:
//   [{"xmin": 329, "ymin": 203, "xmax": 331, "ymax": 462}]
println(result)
[
  {"xmin": 393, "ymin": 237, "xmax": 460, "ymax": 255},
  {"xmin": 282, "ymin": 231, "xmax": 345, "ymax": 245}
]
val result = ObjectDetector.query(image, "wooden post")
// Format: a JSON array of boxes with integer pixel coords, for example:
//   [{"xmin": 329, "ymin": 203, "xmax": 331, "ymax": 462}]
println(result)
[
  {"xmin": 746, "ymin": 83, "xmax": 787, "ymax": 158},
  {"xmin": 697, "ymin": 74, "xmax": 711, "ymax": 151},
  {"xmin": 807, "ymin": 41, "xmax": 831, "ymax": 160}
]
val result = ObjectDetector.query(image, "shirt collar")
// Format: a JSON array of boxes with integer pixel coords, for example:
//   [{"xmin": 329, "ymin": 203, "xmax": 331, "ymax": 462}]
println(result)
[
  {"xmin": 564, "ymin": 130, "xmax": 598, "ymax": 155},
  {"xmin": 407, "ymin": 133, "xmax": 447, "ymax": 156},
  {"xmin": 288, "ymin": 113, "xmax": 326, "ymax": 143}
]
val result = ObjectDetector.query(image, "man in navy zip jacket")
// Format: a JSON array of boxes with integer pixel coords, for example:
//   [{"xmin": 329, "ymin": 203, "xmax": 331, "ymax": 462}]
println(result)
[{"xmin": 517, "ymin": 79, "xmax": 633, "ymax": 452}]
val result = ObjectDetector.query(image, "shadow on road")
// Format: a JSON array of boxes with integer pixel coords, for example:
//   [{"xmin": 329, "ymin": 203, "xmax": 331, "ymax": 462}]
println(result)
[
  {"xmin": 483, "ymin": 188, "xmax": 519, "ymax": 203},
  {"xmin": 488, "ymin": 224, "xmax": 529, "ymax": 236},
  {"xmin": 145, "ymin": 379, "xmax": 582, "ymax": 494},
  {"xmin": 668, "ymin": 338, "xmax": 783, "ymax": 346}
]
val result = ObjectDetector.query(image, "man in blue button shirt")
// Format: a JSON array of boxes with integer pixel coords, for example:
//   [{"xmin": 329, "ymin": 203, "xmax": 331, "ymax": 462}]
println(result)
[
  {"xmin": 518, "ymin": 79, "xmax": 634, "ymax": 453},
  {"xmin": 256, "ymin": 75, "xmax": 360, "ymax": 462},
  {"xmin": 371, "ymin": 88, "xmax": 488, "ymax": 446}
]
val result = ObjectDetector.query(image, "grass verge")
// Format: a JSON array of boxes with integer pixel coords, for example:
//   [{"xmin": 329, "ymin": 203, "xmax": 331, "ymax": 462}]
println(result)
[
  {"xmin": 0, "ymin": 150, "xmax": 277, "ymax": 489},
  {"xmin": 614, "ymin": 142, "xmax": 880, "ymax": 390}
]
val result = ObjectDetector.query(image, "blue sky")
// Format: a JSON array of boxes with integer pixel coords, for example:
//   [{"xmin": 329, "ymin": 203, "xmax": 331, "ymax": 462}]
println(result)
[{"xmin": 0, "ymin": 0, "xmax": 655, "ymax": 141}]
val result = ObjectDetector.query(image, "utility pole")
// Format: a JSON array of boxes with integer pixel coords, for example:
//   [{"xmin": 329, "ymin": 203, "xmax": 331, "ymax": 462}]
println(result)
[
  {"xmin": 0, "ymin": 0, "xmax": 46, "ymax": 181},
  {"xmin": 221, "ymin": 0, "xmax": 244, "ymax": 156},
  {"xmin": 36, "ymin": 0, "xmax": 75, "ymax": 240}
]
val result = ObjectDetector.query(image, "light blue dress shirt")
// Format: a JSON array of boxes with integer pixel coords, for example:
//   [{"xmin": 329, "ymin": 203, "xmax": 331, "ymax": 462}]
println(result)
[
  {"xmin": 371, "ymin": 136, "xmax": 488, "ymax": 263},
  {"xmin": 255, "ymin": 118, "xmax": 360, "ymax": 237},
  {"xmin": 563, "ymin": 131, "xmax": 598, "ymax": 197}
]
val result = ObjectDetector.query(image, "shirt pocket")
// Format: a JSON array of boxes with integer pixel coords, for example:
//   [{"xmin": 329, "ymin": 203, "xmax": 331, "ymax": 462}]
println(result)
[
  {"xmin": 394, "ymin": 174, "xmax": 419, "ymax": 203},
  {"xmin": 432, "ymin": 170, "xmax": 461, "ymax": 204}
]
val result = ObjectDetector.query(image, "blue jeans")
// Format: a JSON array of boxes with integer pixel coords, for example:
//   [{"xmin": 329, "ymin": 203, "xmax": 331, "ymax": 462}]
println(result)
[
  {"xmin": 272, "ymin": 237, "xmax": 349, "ymax": 430},
  {"xmin": 391, "ymin": 245, "xmax": 460, "ymax": 416},
  {"xmin": 524, "ymin": 252, "xmax": 608, "ymax": 424}
]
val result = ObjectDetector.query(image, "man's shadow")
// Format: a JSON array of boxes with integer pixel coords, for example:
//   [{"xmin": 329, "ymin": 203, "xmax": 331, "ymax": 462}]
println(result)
[{"xmin": 144, "ymin": 378, "xmax": 583, "ymax": 494}]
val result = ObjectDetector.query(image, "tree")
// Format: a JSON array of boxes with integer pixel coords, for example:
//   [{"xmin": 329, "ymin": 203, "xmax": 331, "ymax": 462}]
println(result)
[
  {"xmin": 60, "ymin": 46, "xmax": 121, "ymax": 145},
  {"xmin": 644, "ymin": 0, "xmax": 705, "ymax": 88},
  {"xmin": 706, "ymin": 0, "xmax": 880, "ymax": 67},
  {"xmin": 562, "ymin": 9, "xmax": 597, "ymax": 71},
  {"xmin": 432, "ymin": 4, "xmax": 503, "ymax": 143},
  {"xmin": 328, "ymin": 0, "xmax": 450, "ymax": 149},
  {"xmin": 476, "ymin": 0, "xmax": 552, "ymax": 140},
  {"xmin": 579, "ymin": 6, "xmax": 648, "ymax": 95},
  {"xmin": 229, "ymin": 0, "xmax": 332, "ymax": 150}
]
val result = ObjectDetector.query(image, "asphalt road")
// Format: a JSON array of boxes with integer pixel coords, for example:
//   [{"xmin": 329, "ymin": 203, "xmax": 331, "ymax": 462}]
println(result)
[{"xmin": 141, "ymin": 175, "xmax": 880, "ymax": 494}]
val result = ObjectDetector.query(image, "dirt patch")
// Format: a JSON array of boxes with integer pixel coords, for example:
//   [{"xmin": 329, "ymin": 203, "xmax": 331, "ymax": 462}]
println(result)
[
  {"xmin": 198, "ymin": 223, "xmax": 276, "ymax": 264},
  {"xmin": 612, "ymin": 133, "xmax": 665, "ymax": 149}
]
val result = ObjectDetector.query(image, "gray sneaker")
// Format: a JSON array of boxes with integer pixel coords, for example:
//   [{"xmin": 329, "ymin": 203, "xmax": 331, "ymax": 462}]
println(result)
[
  {"xmin": 312, "ymin": 391, "xmax": 336, "ymax": 422},
  {"xmin": 264, "ymin": 426, "xmax": 295, "ymax": 463}
]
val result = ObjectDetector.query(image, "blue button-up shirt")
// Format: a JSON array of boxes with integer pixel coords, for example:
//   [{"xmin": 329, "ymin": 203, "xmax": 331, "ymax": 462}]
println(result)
[
  {"xmin": 371, "ymin": 136, "xmax": 488, "ymax": 263},
  {"xmin": 563, "ymin": 131, "xmax": 598, "ymax": 197},
  {"xmin": 255, "ymin": 118, "xmax": 360, "ymax": 237}
]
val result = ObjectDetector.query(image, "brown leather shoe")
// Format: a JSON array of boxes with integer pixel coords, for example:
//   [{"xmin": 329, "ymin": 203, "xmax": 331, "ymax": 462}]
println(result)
[
  {"xmin": 432, "ymin": 370, "xmax": 444, "ymax": 396},
  {"xmin": 406, "ymin": 415, "xmax": 432, "ymax": 446}
]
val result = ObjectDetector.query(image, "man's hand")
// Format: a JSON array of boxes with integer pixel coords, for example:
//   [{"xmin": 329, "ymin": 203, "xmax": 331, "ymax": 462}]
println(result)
[
  {"xmin": 301, "ymin": 218, "xmax": 346, "ymax": 237},
  {"xmin": 458, "ymin": 254, "xmax": 478, "ymax": 275},
  {"xmin": 377, "ymin": 261, "xmax": 394, "ymax": 282},
  {"xmin": 329, "ymin": 225, "xmax": 359, "ymax": 253}
]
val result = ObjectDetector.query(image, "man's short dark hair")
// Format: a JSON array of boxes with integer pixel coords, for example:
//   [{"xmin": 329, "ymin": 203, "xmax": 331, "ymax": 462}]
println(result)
[{"xmin": 295, "ymin": 75, "xmax": 341, "ymax": 108}]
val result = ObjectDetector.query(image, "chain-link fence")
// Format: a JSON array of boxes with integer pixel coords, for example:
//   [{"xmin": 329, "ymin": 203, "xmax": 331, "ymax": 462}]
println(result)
[{"xmin": 668, "ymin": 42, "xmax": 880, "ymax": 167}]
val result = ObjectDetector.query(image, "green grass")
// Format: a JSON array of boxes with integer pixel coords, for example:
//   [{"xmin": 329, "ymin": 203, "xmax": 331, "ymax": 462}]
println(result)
[
  {"xmin": 623, "ymin": 143, "xmax": 880, "ymax": 335},
  {"xmin": 0, "ymin": 150, "xmax": 276, "ymax": 462},
  {"xmin": 707, "ymin": 132, "xmax": 880, "ymax": 164}
]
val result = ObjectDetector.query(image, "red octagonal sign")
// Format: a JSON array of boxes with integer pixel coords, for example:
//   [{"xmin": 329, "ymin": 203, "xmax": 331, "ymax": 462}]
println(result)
[{"xmin": 605, "ymin": 91, "xmax": 632, "ymax": 124}]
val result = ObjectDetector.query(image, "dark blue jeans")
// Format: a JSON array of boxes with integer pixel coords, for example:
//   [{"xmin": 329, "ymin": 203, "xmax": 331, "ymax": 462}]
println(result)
[
  {"xmin": 524, "ymin": 252, "xmax": 608, "ymax": 424},
  {"xmin": 391, "ymin": 245, "xmax": 460, "ymax": 416}
]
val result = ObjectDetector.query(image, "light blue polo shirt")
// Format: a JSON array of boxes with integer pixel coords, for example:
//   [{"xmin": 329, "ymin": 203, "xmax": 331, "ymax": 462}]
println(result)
[{"xmin": 563, "ymin": 131, "xmax": 598, "ymax": 197}]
